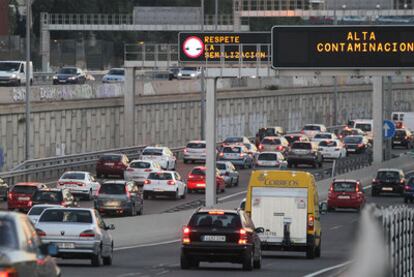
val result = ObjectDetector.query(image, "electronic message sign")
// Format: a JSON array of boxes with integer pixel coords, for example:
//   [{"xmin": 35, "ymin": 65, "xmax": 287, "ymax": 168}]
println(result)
[
  {"xmin": 179, "ymin": 32, "xmax": 270, "ymax": 63},
  {"xmin": 272, "ymin": 26, "xmax": 414, "ymax": 69}
]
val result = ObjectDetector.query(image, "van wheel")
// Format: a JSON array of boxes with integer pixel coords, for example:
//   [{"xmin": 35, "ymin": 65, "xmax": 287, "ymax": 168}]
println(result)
[
  {"xmin": 306, "ymin": 245, "xmax": 316, "ymax": 259},
  {"xmin": 315, "ymin": 237, "xmax": 321, "ymax": 258}
]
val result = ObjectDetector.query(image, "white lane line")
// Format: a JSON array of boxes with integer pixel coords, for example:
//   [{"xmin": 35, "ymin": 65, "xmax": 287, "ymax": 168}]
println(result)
[
  {"xmin": 329, "ymin": 225, "xmax": 343, "ymax": 230},
  {"xmin": 116, "ymin": 273, "xmax": 142, "ymax": 277},
  {"xmin": 114, "ymin": 239, "xmax": 180, "ymax": 251},
  {"xmin": 155, "ymin": 271, "xmax": 169, "ymax": 276},
  {"xmin": 218, "ymin": 190, "xmax": 247, "ymax": 202},
  {"xmin": 303, "ymin": 260, "xmax": 353, "ymax": 277}
]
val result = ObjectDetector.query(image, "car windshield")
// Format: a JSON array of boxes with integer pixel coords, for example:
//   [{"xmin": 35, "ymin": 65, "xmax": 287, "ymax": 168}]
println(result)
[
  {"xmin": 262, "ymin": 138, "xmax": 281, "ymax": 145},
  {"xmin": 148, "ymin": 172, "xmax": 173, "ymax": 180},
  {"xmin": 191, "ymin": 168, "xmax": 205, "ymax": 176},
  {"xmin": 258, "ymin": 153, "xmax": 278, "ymax": 161},
  {"xmin": 377, "ymin": 171, "xmax": 400, "ymax": 180},
  {"xmin": 395, "ymin": 130, "xmax": 406, "ymax": 137},
  {"xmin": 315, "ymin": 134, "xmax": 331, "ymax": 139},
  {"xmin": 333, "ymin": 182, "xmax": 357, "ymax": 192},
  {"xmin": 142, "ymin": 149, "xmax": 163, "ymax": 156},
  {"xmin": 285, "ymin": 135, "xmax": 301, "ymax": 144},
  {"xmin": 99, "ymin": 183, "xmax": 125, "ymax": 195},
  {"xmin": 58, "ymin": 68, "xmax": 77, "ymax": 74},
  {"xmin": 408, "ymin": 177, "xmax": 414, "ymax": 186},
  {"xmin": 61, "ymin": 173, "xmax": 85, "ymax": 180},
  {"xmin": 12, "ymin": 185, "xmax": 37, "ymax": 194},
  {"xmin": 216, "ymin": 163, "xmax": 226, "ymax": 170},
  {"xmin": 183, "ymin": 67, "xmax": 197, "ymax": 71},
  {"xmin": 0, "ymin": 218, "xmax": 18, "ymax": 249},
  {"xmin": 99, "ymin": 155, "xmax": 121, "ymax": 162},
  {"xmin": 189, "ymin": 212, "xmax": 241, "ymax": 229},
  {"xmin": 130, "ymin": 161, "xmax": 151, "ymax": 169},
  {"xmin": 186, "ymin": 143, "xmax": 206, "ymax": 149},
  {"xmin": 264, "ymin": 128, "xmax": 276, "ymax": 136},
  {"xmin": 344, "ymin": 136, "xmax": 363, "ymax": 144},
  {"xmin": 340, "ymin": 130, "xmax": 352, "ymax": 136},
  {"xmin": 223, "ymin": 147, "xmax": 241, "ymax": 153},
  {"xmin": 0, "ymin": 62, "xmax": 20, "ymax": 72},
  {"xmin": 292, "ymin": 143, "xmax": 311, "ymax": 150},
  {"xmin": 39, "ymin": 209, "xmax": 92, "ymax": 223},
  {"xmin": 355, "ymin": 123, "xmax": 371, "ymax": 132},
  {"xmin": 319, "ymin": 141, "xmax": 337, "ymax": 147},
  {"xmin": 303, "ymin": 125, "xmax": 321, "ymax": 131},
  {"xmin": 28, "ymin": 206, "xmax": 56, "ymax": 216},
  {"xmin": 224, "ymin": 137, "xmax": 243, "ymax": 143},
  {"xmin": 32, "ymin": 191, "xmax": 63, "ymax": 203},
  {"xmin": 108, "ymin": 69, "xmax": 124, "ymax": 75}
]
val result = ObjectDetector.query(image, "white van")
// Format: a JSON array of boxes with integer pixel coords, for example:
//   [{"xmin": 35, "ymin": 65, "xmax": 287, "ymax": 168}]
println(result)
[
  {"xmin": 352, "ymin": 119, "xmax": 373, "ymax": 142},
  {"xmin": 0, "ymin": 61, "xmax": 33, "ymax": 86},
  {"xmin": 392, "ymin": 112, "xmax": 414, "ymax": 131}
]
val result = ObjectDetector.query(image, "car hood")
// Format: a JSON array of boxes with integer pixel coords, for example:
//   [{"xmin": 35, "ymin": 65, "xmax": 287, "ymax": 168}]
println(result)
[
  {"xmin": 103, "ymin": 74, "xmax": 124, "ymax": 79},
  {"xmin": 55, "ymin": 74, "xmax": 76, "ymax": 79},
  {"xmin": 179, "ymin": 70, "xmax": 199, "ymax": 74},
  {"xmin": 0, "ymin": 71, "xmax": 18, "ymax": 77}
]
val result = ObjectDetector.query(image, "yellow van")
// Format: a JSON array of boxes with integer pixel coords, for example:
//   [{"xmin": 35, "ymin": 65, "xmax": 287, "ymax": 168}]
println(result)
[{"xmin": 245, "ymin": 170, "xmax": 322, "ymax": 259}]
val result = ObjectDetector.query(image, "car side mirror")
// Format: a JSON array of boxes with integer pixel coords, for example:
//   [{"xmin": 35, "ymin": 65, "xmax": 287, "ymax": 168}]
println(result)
[
  {"xmin": 106, "ymin": 224, "xmax": 115, "ymax": 230},
  {"xmin": 255, "ymin": 227, "xmax": 265, "ymax": 234},
  {"xmin": 319, "ymin": 202, "xmax": 328, "ymax": 215}
]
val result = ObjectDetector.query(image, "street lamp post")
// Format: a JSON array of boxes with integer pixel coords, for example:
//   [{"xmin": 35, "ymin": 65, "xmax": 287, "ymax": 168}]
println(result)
[{"xmin": 25, "ymin": 0, "xmax": 31, "ymax": 161}]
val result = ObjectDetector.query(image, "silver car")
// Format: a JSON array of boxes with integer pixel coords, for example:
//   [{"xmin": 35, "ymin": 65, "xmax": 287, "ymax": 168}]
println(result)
[
  {"xmin": 35, "ymin": 208, "xmax": 115, "ymax": 267},
  {"xmin": 28, "ymin": 204, "xmax": 63, "ymax": 225},
  {"xmin": 216, "ymin": 161, "xmax": 239, "ymax": 187}
]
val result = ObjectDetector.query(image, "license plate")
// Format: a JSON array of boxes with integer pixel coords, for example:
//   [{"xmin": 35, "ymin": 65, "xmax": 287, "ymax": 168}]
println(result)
[
  {"xmin": 394, "ymin": 141, "xmax": 401, "ymax": 144},
  {"xmin": 106, "ymin": 201, "xmax": 120, "ymax": 206},
  {"xmin": 196, "ymin": 184, "xmax": 205, "ymax": 187},
  {"xmin": 382, "ymin": 187, "xmax": 393, "ymax": 191},
  {"xmin": 56, "ymin": 242, "xmax": 75, "ymax": 249},
  {"xmin": 338, "ymin": 195, "xmax": 351, "ymax": 199},
  {"xmin": 18, "ymin": 197, "xmax": 30, "ymax": 201},
  {"xmin": 202, "ymin": 235, "xmax": 226, "ymax": 242},
  {"xmin": 105, "ymin": 163, "xmax": 114, "ymax": 166},
  {"xmin": 260, "ymin": 161, "xmax": 274, "ymax": 166},
  {"xmin": 154, "ymin": 188, "xmax": 164, "ymax": 192},
  {"xmin": 348, "ymin": 149, "xmax": 356, "ymax": 152}
]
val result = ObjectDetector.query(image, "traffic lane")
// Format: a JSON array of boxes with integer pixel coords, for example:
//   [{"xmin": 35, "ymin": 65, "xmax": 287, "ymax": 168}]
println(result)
[{"xmin": 58, "ymin": 202, "xmax": 359, "ymax": 277}]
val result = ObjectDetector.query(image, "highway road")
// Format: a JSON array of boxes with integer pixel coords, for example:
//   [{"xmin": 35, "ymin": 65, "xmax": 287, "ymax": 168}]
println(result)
[{"xmin": 58, "ymin": 186, "xmax": 405, "ymax": 277}]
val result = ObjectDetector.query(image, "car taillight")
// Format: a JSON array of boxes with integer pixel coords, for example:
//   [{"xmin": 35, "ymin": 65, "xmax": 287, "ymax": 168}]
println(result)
[
  {"xmin": 182, "ymin": 226, "xmax": 191, "ymax": 244},
  {"xmin": 405, "ymin": 136, "xmax": 409, "ymax": 140},
  {"xmin": 28, "ymin": 201, "xmax": 32, "ymax": 207},
  {"xmin": 167, "ymin": 180, "xmax": 176, "ymax": 185},
  {"xmin": 400, "ymin": 179, "xmax": 405, "ymax": 184},
  {"xmin": 276, "ymin": 145, "xmax": 283, "ymax": 151},
  {"xmin": 219, "ymin": 152, "xmax": 224, "ymax": 157},
  {"xmin": 372, "ymin": 178, "xmax": 378, "ymax": 184},
  {"xmin": 258, "ymin": 144, "xmax": 264, "ymax": 150},
  {"xmin": 405, "ymin": 185, "xmax": 410, "ymax": 190},
  {"xmin": 239, "ymin": 153, "xmax": 245, "ymax": 157},
  {"xmin": 184, "ymin": 148, "xmax": 188, "ymax": 154},
  {"xmin": 307, "ymin": 214, "xmax": 315, "ymax": 232},
  {"xmin": 7, "ymin": 192, "xmax": 12, "ymax": 200},
  {"xmin": 80, "ymin": 230, "xmax": 95, "ymax": 238},
  {"xmin": 188, "ymin": 174, "xmax": 194, "ymax": 179},
  {"xmin": 238, "ymin": 228, "xmax": 248, "ymax": 244},
  {"xmin": 126, "ymin": 168, "xmax": 134, "ymax": 172},
  {"xmin": 36, "ymin": 229, "xmax": 46, "ymax": 237},
  {"xmin": 144, "ymin": 179, "xmax": 151, "ymax": 185},
  {"xmin": 0, "ymin": 267, "xmax": 17, "ymax": 277},
  {"xmin": 144, "ymin": 169, "xmax": 152, "ymax": 172},
  {"xmin": 357, "ymin": 143, "xmax": 364, "ymax": 148},
  {"xmin": 125, "ymin": 187, "xmax": 131, "ymax": 198}
]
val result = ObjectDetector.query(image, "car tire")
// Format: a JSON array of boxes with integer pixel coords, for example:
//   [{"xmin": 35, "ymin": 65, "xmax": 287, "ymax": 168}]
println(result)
[
  {"xmin": 242, "ymin": 250, "xmax": 253, "ymax": 271},
  {"xmin": 181, "ymin": 188, "xmax": 187, "ymax": 199},
  {"xmin": 174, "ymin": 190, "xmax": 179, "ymax": 200},
  {"xmin": 180, "ymin": 253, "xmax": 191, "ymax": 269},
  {"xmin": 371, "ymin": 189, "xmax": 379, "ymax": 197},
  {"xmin": 318, "ymin": 161, "xmax": 323, "ymax": 168},
  {"xmin": 404, "ymin": 197, "xmax": 409, "ymax": 204},
  {"xmin": 103, "ymin": 245, "xmax": 113, "ymax": 266},
  {"xmin": 128, "ymin": 205, "xmax": 136, "ymax": 217},
  {"xmin": 188, "ymin": 189, "xmax": 192, "ymax": 194},
  {"xmin": 88, "ymin": 189, "xmax": 93, "ymax": 201},
  {"xmin": 287, "ymin": 162, "xmax": 292, "ymax": 168},
  {"xmin": 183, "ymin": 159, "xmax": 188, "ymax": 164},
  {"xmin": 312, "ymin": 162, "xmax": 317, "ymax": 169},
  {"xmin": 137, "ymin": 204, "xmax": 143, "ymax": 215},
  {"xmin": 235, "ymin": 177, "xmax": 239, "ymax": 187},
  {"xmin": 221, "ymin": 186, "xmax": 225, "ymax": 193},
  {"xmin": 253, "ymin": 250, "xmax": 262, "ymax": 269},
  {"xmin": 91, "ymin": 250, "xmax": 102, "ymax": 267},
  {"xmin": 306, "ymin": 245, "xmax": 316, "ymax": 259},
  {"xmin": 327, "ymin": 206, "xmax": 335, "ymax": 212}
]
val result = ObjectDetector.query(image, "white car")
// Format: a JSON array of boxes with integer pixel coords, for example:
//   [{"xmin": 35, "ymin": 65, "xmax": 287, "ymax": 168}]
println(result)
[
  {"xmin": 301, "ymin": 124, "xmax": 327, "ymax": 139},
  {"xmin": 27, "ymin": 204, "xmax": 63, "ymax": 224},
  {"xmin": 255, "ymin": 152, "xmax": 288, "ymax": 169},
  {"xmin": 57, "ymin": 171, "xmax": 100, "ymax": 200},
  {"xmin": 102, "ymin": 68, "xmax": 125, "ymax": 83},
  {"xmin": 140, "ymin": 146, "xmax": 176, "ymax": 170},
  {"xmin": 318, "ymin": 139, "xmax": 347, "ymax": 159},
  {"xmin": 183, "ymin": 140, "xmax": 206, "ymax": 164},
  {"xmin": 143, "ymin": 171, "xmax": 186, "ymax": 200},
  {"xmin": 124, "ymin": 159, "xmax": 162, "ymax": 183},
  {"xmin": 177, "ymin": 67, "xmax": 201, "ymax": 79},
  {"xmin": 216, "ymin": 161, "xmax": 239, "ymax": 187},
  {"xmin": 312, "ymin": 132, "xmax": 338, "ymax": 142}
]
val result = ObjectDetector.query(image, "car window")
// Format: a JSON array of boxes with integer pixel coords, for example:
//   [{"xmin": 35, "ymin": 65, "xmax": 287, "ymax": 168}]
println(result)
[
  {"xmin": 303, "ymin": 125, "xmax": 321, "ymax": 131},
  {"xmin": 39, "ymin": 209, "xmax": 93, "ymax": 223},
  {"xmin": 59, "ymin": 68, "xmax": 77, "ymax": 74},
  {"xmin": 315, "ymin": 134, "xmax": 331, "ymax": 139},
  {"xmin": 61, "ymin": 172, "xmax": 85, "ymax": 180},
  {"xmin": 187, "ymin": 143, "xmax": 206, "ymax": 149},
  {"xmin": 344, "ymin": 136, "xmax": 363, "ymax": 144},
  {"xmin": 333, "ymin": 182, "xmax": 357, "ymax": 192},
  {"xmin": 0, "ymin": 218, "xmax": 18, "ymax": 249},
  {"xmin": 130, "ymin": 161, "xmax": 151, "ymax": 169},
  {"xmin": 99, "ymin": 155, "xmax": 121, "ymax": 162},
  {"xmin": 355, "ymin": 123, "xmax": 372, "ymax": 132},
  {"xmin": 223, "ymin": 147, "xmax": 241, "ymax": 153},
  {"xmin": 148, "ymin": 172, "xmax": 173, "ymax": 180},
  {"xmin": 377, "ymin": 171, "xmax": 400, "ymax": 180},
  {"xmin": 99, "ymin": 183, "xmax": 126, "ymax": 195},
  {"xmin": 189, "ymin": 213, "xmax": 242, "ymax": 229},
  {"xmin": 224, "ymin": 137, "xmax": 242, "ymax": 143},
  {"xmin": 94, "ymin": 211, "xmax": 106, "ymax": 229},
  {"xmin": 258, "ymin": 153, "xmax": 278, "ymax": 161},
  {"xmin": 32, "ymin": 191, "xmax": 63, "ymax": 203},
  {"xmin": 216, "ymin": 163, "xmax": 226, "ymax": 170},
  {"xmin": 174, "ymin": 173, "xmax": 181, "ymax": 181},
  {"xmin": 191, "ymin": 168, "xmax": 205, "ymax": 176},
  {"xmin": 319, "ymin": 140, "xmax": 337, "ymax": 147},
  {"xmin": 28, "ymin": 206, "xmax": 55, "ymax": 216},
  {"xmin": 11, "ymin": 185, "xmax": 38, "ymax": 194},
  {"xmin": 108, "ymin": 69, "xmax": 124, "ymax": 75},
  {"xmin": 142, "ymin": 149, "xmax": 163, "ymax": 156},
  {"xmin": 395, "ymin": 130, "xmax": 406, "ymax": 137},
  {"xmin": 292, "ymin": 142, "xmax": 311, "ymax": 150},
  {"xmin": 262, "ymin": 138, "xmax": 281, "ymax": 145}
]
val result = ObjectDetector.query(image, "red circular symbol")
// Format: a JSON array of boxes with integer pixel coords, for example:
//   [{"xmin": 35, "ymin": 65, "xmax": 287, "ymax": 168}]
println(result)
[{"xmin": 183, "ymin": 36, "xmax": 204, "ymax": 58}]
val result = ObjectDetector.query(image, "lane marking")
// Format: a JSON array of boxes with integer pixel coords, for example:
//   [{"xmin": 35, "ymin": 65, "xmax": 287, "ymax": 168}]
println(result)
[
  {"xmin": 329, "ymin": 225, "xmax": 343, "ymax": 230},
  {"xmin": 114, "ymin": 239, "xmax": 180, "ymax": 251},
  {"xmin": 116, "ymin": 273, "xmax": 142, "ymax": 277},
  {"xmin": 218, "ymin": 190, "xmax": 247, "ymax": 202},
  {"xmin": 303, "ymin": 260, "xmax": 352, "ymax": 277},
  {"xmin": 362, "ymin": 185, "xmax": 372, "ymax": 191}
]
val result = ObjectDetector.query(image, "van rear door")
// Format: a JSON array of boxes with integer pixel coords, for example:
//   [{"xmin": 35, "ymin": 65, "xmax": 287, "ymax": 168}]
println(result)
[{"xmin": 251, "ymin": 187, "xmax": 308, "ymax": 244}]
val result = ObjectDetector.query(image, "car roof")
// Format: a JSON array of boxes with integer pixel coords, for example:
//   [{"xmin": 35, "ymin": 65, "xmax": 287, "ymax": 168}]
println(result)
[
  {"xmin": 344, "ymin": 135, "xmax": 363, "ymax": 138},
  {"xmin": 196, "ymin": 208, "xmax": 239, "ymax": 215},
  {"xmin": 187, "ymin": 140, "xmax": 206, "ymax": 144},
  {"xmin": 62, "ymin": 171, "xmax": 88, "ymax": 174},
  {"xmin": 353, "ymin": 119, "xmax": 372, "ymax": 123},
  {"xmin": 42, "ymin": 207, "xmax": 94, "ymax": 212},
  {"xmin": 192, "ymin": 166, "xmax": 206, "ymax": 170},
  {"xmin": 304, "ymin": 124, "xmax": 324, "ymax": 127},
  {"xmin": 37, "ymin": 188, "xmax": 61, "ymax": 192},
  {"xmin": 315, "ymin": 132, "xmax": 333, "ymax": 135},
  {"xmin": 130, "ymin": 159, "xmax": 154, "ymax": 163},
  {"xmin": 109, "ymin": 68, "xmax": 124, "ymax": 71},
  {"xmin": 102, "ymin": 180, "xmax": 129, "ymax": 185},
  {"xmin": 14, "ymin": 182, "xmax": 44, "ymax": 186},
  {"xmin": 377, "ymin": 168, "xmax": 402, "ymax": 172},
  {"xmin": 148, "ymin": 170, "xmax": 174, "ymax": 174},
  {"xmin": 262, "ymin": 136, "xmax": 280, "ymax": 139},
  {"xmin": 144, "ymin": 146, "xmax": 166, "ymax": 150},
  {"xmin": 258, "ymin": 151, "xmax": 280, "ymax": 155},
  {"xmin": 30, "ymin": 204, "xmax": 63, "ymax": 208},
  {"xmin": 333, "ymin": 179, "xmax": 359, "ymax": 183}
]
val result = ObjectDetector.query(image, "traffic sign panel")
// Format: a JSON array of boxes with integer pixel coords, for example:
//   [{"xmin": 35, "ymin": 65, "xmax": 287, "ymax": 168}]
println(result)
[{"xmin": 383, "ymin": 120, "xmax": 396, "ymax": 139}]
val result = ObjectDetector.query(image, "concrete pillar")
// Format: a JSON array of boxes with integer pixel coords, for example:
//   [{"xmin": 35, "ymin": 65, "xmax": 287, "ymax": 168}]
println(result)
[
  {"xmin": 40, "ymin": 13, "xmax": 50, "ymax": 72},
  {"xmin": 205, "ymin": 78, "xmax": 217, "ymax": 207},
  {"xmin": 373, "ymin": 76, "xmax": 384, "ymax": 164},
  {"xmin": 124, "ymin": 67, "xmax": 136, "ymax": 146},
  {"xmin": 233, "ymin": 0, "xmax": 241, "ymax": 31}
]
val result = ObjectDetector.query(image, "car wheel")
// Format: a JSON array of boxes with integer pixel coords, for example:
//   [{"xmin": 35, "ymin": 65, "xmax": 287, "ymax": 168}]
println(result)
[
  {"xmin": 371, "ymin": 189, "xmax": 379, "ymax": 197},
  {"xmin": 242, "ymin": 250, "xmax": 253, "ymax": 271},
  {"xmin": 318, "ymin": 161, "xmax": 323, "ymax": 168},
  {"xmin": 253, "ymin": 249, "xmax": 262, "ymax": 269},
  {"xmin": 91, "ymin": 249, "xmax": 102, "ymax": 266},
  {"xmin": 235, "ymin": 177, "xmax": 239, "ymax": 187},
  {"xmin": 174, "ymin": 190, "xmax": 179, "ymax": 200},
  {"xmin": 88, "ymin": 189, "xmax": 93, "ymax": 201},
  {"xmin": 137, "ymin": 204, "xmax": 143, "ymax": 215},
  {"xmin": 103, "ymin": 245, "xmax": 113, "ymax": 266},
  {"xmin": 181, "ymin": 188, "xmax": 187, "ymax": 199},
  {"xmin": 404, "ymin": 197, "xmax": 409, "ymax": 204},
  {"xmin": 180, "ymin": 253, "xmax": 190, "ymax": 269},
  {"xmin": 312, "ymin": 162, "xmax": 317, "ymax": 169},
  {"xmin": 327, "ymin": 206, "xmax": 335, "ymax": 212},
  {"xmin": 220, "ymin": 186, "xmax": 225, "ymax": 193},
  {"xmin": 143, "ymin": 193, "xmax": 149, "ymax": 200},
  {"xmin": 306, "ymin": 244, "xmax": 316, "ymax": 259},
  {"xmin": 287, "ymin": 162, "xmax": 292, "ymax": 168},
  {"xmin": 188, "ymin": 189, "xmax": 193, "ymax": 194}
]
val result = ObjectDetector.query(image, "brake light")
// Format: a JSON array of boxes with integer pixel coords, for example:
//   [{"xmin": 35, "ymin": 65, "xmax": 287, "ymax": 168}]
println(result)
[
  {"xmin": 405, "ymin": 185, "xmax": 410, "ymax": 190},
  {"xmin": 276, "ymin": 145, "xmax": 283, "ymax": 151},
  {"xmin": 372, "ymin": 178, "xmax": 378, "ymax": 184},
  {"xmin": 208, "ymin": 210, "xmax": 224, "ymax": 215},
  {"xmin": 125, "ymin": 187, "xmax": 131, "ymax": 198},
  {"xmin": 258, "ymin": 144, "xmax": 264, "ymax": 150},
  {"xmin": 405, "ymin": 136, "xmax": 409, "ymax": 140},
  {"xmin": 238, "ymin": 228, "xmax": 248, "ymax": 244},
  {"xmin": 144, "ymin": 179, "xmax": 151, "ymax": 185},
  {"xmin": 167, "ymin": 180, "xmax": 176, "ymax": 185},
  {"xmin": 184, "ymin": 148, "xmax": 188, "ymax": 154},
  {"xmin": 356, "ymin": 185, "xmax": 360, "ymax": 192},
  {"xmin": 28, "ymin": 201, "xmax": 32, "ymax": 207},
  {"xmin": 182, "ymin": 226, "xmax": 191, "ymax": 244},
  {"xmin": 80, "ymin": 230, "xmax": 95, "ymax": 238},
  {"xmin": 36, "ymin": 229, "xmax": 46, "ymax": 237},
  {"xmin": 329, "ymin": 184, "xmax": 333, "ymax": 192},
  {"xmin": 219, "ymin": 152, "xmax": 224, "ymax": 157},
  {"xmin": 239, "ymin": 153, "xmax": 245, "ymax": 157},
  {"xmin": 307, "ymin": 215, "xmax": 315, "ymax": 232},
  {"xmin": 188, "ymin": 174, "xmax": 195, "ymax": 179},
  {"xmin": 357, "ymin": 143, "xmax": 364, "ymax": 148},
  {"xmin": 400, "ymin": 179, "xmax": 405, "ymax": 184},
  {"xmin": 7, "ymin": 192, "xmax": 12, "ymax": 200},
  {"xmin": 144, "ymin": 169, "xmax": 152, "ymax": 172},
  {"xmin": 126, "ymin": 168, "xmax": 134, "ymax": 172},
  {"xmin": 0, "ymin": 267, "xmax": 17, "ymax": 277}
]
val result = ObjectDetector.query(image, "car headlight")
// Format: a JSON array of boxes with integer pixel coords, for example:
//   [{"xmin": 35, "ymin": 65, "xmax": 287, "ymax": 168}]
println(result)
[
  {"xmin": 68, "ymin": 76, "xmax": 76, "ymax": 80},
  {"xmin": 53, "ymin": 76, "xmax": 58, "ymax": 79},
  {"xmin": 190, "ymin": 73, "xmax": 195, "ymax": 77},
  {"xmin": 178, "ymin": 73, "xmax": 182, "ymax": 76},
  {"xmin": 10, "ymin": 74, "xmax": 17, "ymax": 79}
]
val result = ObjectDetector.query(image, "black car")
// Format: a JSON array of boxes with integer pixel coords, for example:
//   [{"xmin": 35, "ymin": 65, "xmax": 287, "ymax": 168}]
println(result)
[
  {"xmin": 32, "ymin": 188, "xmax": 78, "ymax": 207},
  {"xmin": 372, "ymin": 169, "xmax": 405, "ymax": 196},
  {"xmin": 94, "ymin": 180, "xmax": 144, "ymax": 216},
  {"xmin": 392, "ymin": 129, "xmax": 414, "ymax": 149},
  {"xmin": 343, "ymin": 135, "xmax": 370, "ymax": 154},
  {"xmin": 403, "ymin": 177, "xmax": 414, "ymax": 203},
  {"xmin": 0, "ymin": 212, "xmax": 60, "ymax": 277},
  {"xmin": 181, "ymin": 208, "xmax": 262, "ymax": 271},
  {"xmin": 53, "ymin": 67, "xmax": 87, "ymax": 85},
  {"xmin": 287, "ymin": 142, "xmax": 323, "ymax": 168}
]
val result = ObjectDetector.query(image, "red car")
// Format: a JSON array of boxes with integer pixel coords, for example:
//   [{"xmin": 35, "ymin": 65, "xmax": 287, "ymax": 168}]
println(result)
[
  {"xmin": 327, "ymin": 179, "xmax": 365, "ymax": 211},
  {"xmin": 187, "ymin": 166, "xmax": 226, "ymax": 193},
  {"xmin": 7, "ymin": 182, "xmax": 47, "ymax": 212},
  {"xmin": 96, "ymin": 153, "xmax": 129, "ymax": 179}
]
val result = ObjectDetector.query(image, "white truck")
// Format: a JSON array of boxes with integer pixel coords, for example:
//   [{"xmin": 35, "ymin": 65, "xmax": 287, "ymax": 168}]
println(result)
[
  {"xmin": 392, "ymin": 112, "xmax": 414, "ymax": 131},
  {"xmin": 0, "ymin": 60, "xmax": 33, "ymax": 86}
]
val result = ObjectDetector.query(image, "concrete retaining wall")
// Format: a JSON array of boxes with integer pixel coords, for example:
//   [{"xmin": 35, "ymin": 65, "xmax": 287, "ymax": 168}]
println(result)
[{"xmin": 1, "ymin": 83, "xmax": 414, "ymax": 171}]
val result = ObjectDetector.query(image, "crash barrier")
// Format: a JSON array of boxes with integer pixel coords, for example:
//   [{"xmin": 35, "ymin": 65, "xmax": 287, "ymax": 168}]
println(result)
[{"xmin": 331, "ymin": 152, "xmax": 373, "ymax": 177}]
